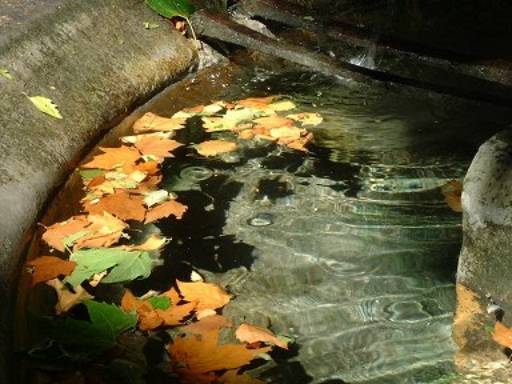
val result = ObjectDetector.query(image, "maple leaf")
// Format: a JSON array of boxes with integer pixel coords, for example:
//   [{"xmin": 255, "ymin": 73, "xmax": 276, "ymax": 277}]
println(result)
[
  {"xmin": 46, "ymin": 278, "xmax": 94, "ymax": 314},
  {"xmin": 133, "ymin": 112, "xmax": 187, "ymax": 133},
  {"xmin": 253, "ymin": 116, "xmax": 294, "ymax": 130},
  {"xmin": 181, "ymin": 314, "xmax": 232, "ymax": 336},
  {"xmin": 145, "ymin": 199, "xmax": 188, "ymax": 223},
  {"xmin": 83, "ymin": 191, "xmax": 146, "ymax": 222},
  {"xmin": 195, "ymin": 140, "xmax": 238, "ymax": 157},
  {"xmin": 441, "ymin": 180, "xmax": 463, "ymax": 213},
  {"xmin": 81, "ymin": 146, "xmax": 141, "ymax": 170},
  {"xmin": 269, "ymin": 126, "xmax": 302, "ymax": 140},
  {"xmin": 169, "ymin": 331, "xmax": 271, "ymax": 374},
  {"xmin": 26, "ymin": 256, "xmax": 76, "ymax": 286},
  {"xmin": 492, "ymin": 321, "xmax": 512, "ymax": 349},
  {"xmin": 218, "ymin": 370, "xmax": 265, "ymax": 384},
  {"xmin": 235, "ymin": 323, "xmax": 289, "ymax": 350},
  {"xmin": 121, "ymin": 131, "xmax": 175, "ymax": 144},
  {"xmin": 235, "ymin": 96, "xmax": 276, "ymax": 108},
  {"xmin": 134, "ymin": 136, "xmax": 183, "ymax": 159},
  {"xmin": 177, "ymin": 280, "xmax": 231, "ymax": 310},
  {"xmin": 287, "ymin": 112, "xmax": 323, "ymax": 126},
  {"xmin": 74, "ymin": 212, "xmax": 128, "ymax": 250},
  {"xmin": 42, "ymin": 216, "xmax": 90, "ymax": 252}
]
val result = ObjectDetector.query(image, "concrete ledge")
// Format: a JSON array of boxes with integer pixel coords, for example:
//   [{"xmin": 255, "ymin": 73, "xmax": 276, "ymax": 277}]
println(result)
[{"xmin": 0, "ymin": 1, "xmax": 196, "ymax": 382}]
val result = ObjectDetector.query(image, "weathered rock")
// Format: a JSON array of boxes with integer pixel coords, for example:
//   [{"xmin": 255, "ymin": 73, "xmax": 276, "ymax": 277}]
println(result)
[
  {"xmin": 0, "ymin": 1, "xmax": 196, "ymax": 382},
  {"xmin": 456, "ymin": 130, "xmax": 512, "ymax": 358}
]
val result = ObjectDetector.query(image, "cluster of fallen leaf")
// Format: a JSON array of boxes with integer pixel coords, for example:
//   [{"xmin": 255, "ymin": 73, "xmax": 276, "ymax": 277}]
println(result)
[{"xmin": 26, "ymin": 95, "xmax": 317, "ymax": 383}]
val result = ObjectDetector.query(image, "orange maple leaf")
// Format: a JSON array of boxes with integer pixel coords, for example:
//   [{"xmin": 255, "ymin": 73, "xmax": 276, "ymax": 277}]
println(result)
[
  {"xmin": 42, "ymin": 216, "xmax": 90, "ymax": 252},
  {"xmin": 134, "ymin": 136, "xmax": 183, "ymax": 159},
  {"xmin": 236, "ymin": 323, "xmax": 289, "ymax": 350},
  {"xmin": 145, "ymin": 199, "xmax": 188, "ymax": 223},
  {"xmin": 26, "ymin": 256, "xmax": 76, "ymax": 286},
  {"xmin": 235, "ymin": 96, "xmax": 276, "ymax": 108},
  {"xmin": 81, "ymin": 146, "xmax": 141, "ymax": 170},
  {"xmin": 181, "ymin": 314, "xmax": 232, "ymax": 336},
  {"xmin": 253, "ymin": 116, "xmax": 294, "ymax": 129},
  {"xmin": 195, "ymin": 140, "xmax": 238, "ymax": 157},
  {"xmin": 133, "ymin": 112, "xmax": 187, "ymax": 133},
  {"xmin": 83, "ymin": 191, "xmax": 146, "ymax": 222},
  {"xmin": 492, "ymin": 321, "xmax": 512, "ymax": 349},
  {"xmin": 177, "ymin": 281, "xmax": 231, "ymax": 311}
]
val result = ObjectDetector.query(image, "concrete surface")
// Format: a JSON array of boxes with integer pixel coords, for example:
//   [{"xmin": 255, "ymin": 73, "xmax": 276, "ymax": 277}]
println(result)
[{"xmin": 0, "ymin": 1, "xmax": 196, "ymax": 382}]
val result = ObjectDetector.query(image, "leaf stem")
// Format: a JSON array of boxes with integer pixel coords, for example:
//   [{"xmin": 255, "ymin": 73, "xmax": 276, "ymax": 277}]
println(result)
[{"xmin": 183, "ymin": 16, "xmax": 199, "ymax": 47}]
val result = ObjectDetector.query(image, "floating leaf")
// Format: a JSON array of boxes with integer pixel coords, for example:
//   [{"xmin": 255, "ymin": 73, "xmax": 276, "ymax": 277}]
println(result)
[
  {"xmin": 195, "ymin": 140, "xmax": 238, "ymax": 157},
  {"xmin": 26, "ymin": 256, "xmax": 76, "ymax": 286},
  {"xmin": 133, "ymin": 112, "xmax": 186, "ymax": 133},
  {"xmin": 254, "ymin": 116, "xmax": 294, "ymax": 129},
  {"xmin": 235, "ymin": 323, "xmax": 289, "ymax": 350},
  {"xmin": 0, "ymin": 68, "xmax": 13, "ymax": 80},
  {"xmin": 27, "ymin": 95, "xmax": 63, "ymax": 119},
  {"xmin": 46, "ymin": 278, "xmax": 94, "ymax": 314},
  {"xmin": 287, "ymin": 112, "xmax": 323, "ymax": 126},
  {"xmin": 218, "ymin": 370, "xmax": 265, "ymax": 384},
  {"xmin": 82, "ymin": 146, "xmax": 141, "ymax": 170},
  {"xmin": 83, "ymin": 191, "xmax": 146, "ymax": 222},
  {"xmin": 134, "ymin": 136, "xmax": 182, "ymax": 159},
  {"xmin": 148, "ymin": 295, "xmax": 171, "ymax": 310},
  {"xmin": 492, "ymin": 321, "xmax": 512, "ymax": 349},
  {"xmin": 145, "ymin": 0, "xmax": 196, "ymax": 18},
  {"xmin": 181, "ymin": 315, "xmax": 232, "ymax": 336},
  {"xmin": 42, "ymin": 216, "xmax": 90, "ymax": 252},
  {"xmin": 145, "ymin": 199, "xmax": 188, "ymax": 223},
  {"xmin": 177, "ymin": 280, "xmax": 231, "ymax": 310}
]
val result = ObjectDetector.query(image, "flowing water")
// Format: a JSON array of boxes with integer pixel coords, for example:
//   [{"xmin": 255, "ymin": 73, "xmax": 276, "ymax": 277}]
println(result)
[{"xmin": 151, "ymin": 69, "xmax": 511, "ymax": 383}]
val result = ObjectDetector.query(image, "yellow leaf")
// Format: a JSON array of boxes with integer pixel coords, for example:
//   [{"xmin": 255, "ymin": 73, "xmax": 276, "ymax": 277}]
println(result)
[{"xmin": 27, "ymin": 95, "xmax": 63, "ymax": 119}]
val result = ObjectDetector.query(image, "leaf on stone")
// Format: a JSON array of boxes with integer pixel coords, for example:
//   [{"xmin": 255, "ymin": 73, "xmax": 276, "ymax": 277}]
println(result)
[
  {"xmin": 235, "ymin": 323, "xmax": 289, "ymax": 350},
  {"xmin": 145, "ymin": 0, "xmax": 196, "ymax": 18},
  {"xmin": 145, "ymin": 199, "xmax": 188, "ymax": 223},
  {"xmin": 218, "ymin": 370, "xmax": 265, "ymax": 384},
  {"xmin": 195, "ymin": 140, "xmax": 238, "ymax": 157},
  {"xmin": 177, "ymin": 280, "xmax": 231, "ymax": 310},
  {"xmin": 0, "ymin": 68, "xmax": 13, "ymax": 80},
  {"xmin": 134, "ymin": 136, "xmax": 182, "ymax": 159},
  {"xmin": 83, "ymin": 191, "xmax": 146, "ymax": 222},
  {"xmin": 46, "ymin": 278, "xmax": 94, "ymax": 314},
  {"xmin": 27, "ymin": 95, "xmax": 63, "ymax": 119},
  {"xmin": 181, "ymin": 314, "xmax": 232, "ymax": 336},
  {"xmin": 81, "ymin": 146, "xmax": 141, "ymax": 170},
  {"xmin": 441, "ymin": 180, "xmax": 463, "ymax": 213},
  {"xmin": 26, "ymin": 256, "xmax": 76, "ymax": 286},
  {"xmin": 287, "ymin": 112, "xmax": 323, "ymax": 126},
  {"xmin": 133, "ymin": 112, "xmax": 187, "ymax": 133},
  {"xmin": 168, "ymin": 331, "xmax": 271, "ymax": 375},
  {"xmin": 492, "ymin": 321, "xmax": 512, "ymax": 349},
  {"xmin": 42, "ymin": 216, "xmax": 90, "ymax": 252}
]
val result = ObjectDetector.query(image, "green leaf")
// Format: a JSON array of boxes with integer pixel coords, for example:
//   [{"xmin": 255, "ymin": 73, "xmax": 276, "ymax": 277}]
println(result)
[
  {"xmin": 148, "ymin": 295, "xmax": 171, "ymax": 310},
  {"xmin": 63, "ymin": 230, "xmax": 89, "ymax": 247},
  {"xmin": 0, "ymin": 68, "xmax": 13, "ymax": 80},
  {"xmin": 27, "ymin": 95, "xmax": 63, "ymax": 119},
  {"xmin": 42, "ymin": 301, "xmax": 136, "ymax": 356},
  {"xmin": 66, "ymin": 248, "xmax": 154, "ymax": 286},
  {"xmin": 145, "ymin": 0, "xmax": 196, "ymax": 18},
  {"xmin": 79, "ymin": 168, "xmax": 104, "ymax": 180}
]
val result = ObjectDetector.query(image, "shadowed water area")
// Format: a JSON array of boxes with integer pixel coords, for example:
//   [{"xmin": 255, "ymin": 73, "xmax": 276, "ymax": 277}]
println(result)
[{"xmin": 150, "ymin": 69, "xmax": 512, "ymax": 383}]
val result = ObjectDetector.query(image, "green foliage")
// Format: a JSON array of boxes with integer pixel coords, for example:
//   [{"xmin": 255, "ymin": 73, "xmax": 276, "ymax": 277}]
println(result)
[
  {"xmin": 66, "ymin": 248, "xmax": 154, "ymax": 286},
  {"xmin": 145, "ymin": 0, "xmax": 196, "ymax": 18},
  {"xmin": 148, "ymin": 295, "xmax": 171, "ymax": 310}
]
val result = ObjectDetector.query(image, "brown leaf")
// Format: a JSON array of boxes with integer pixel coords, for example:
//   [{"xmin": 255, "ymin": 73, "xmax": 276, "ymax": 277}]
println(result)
[
  {"xmin": 46, "ymin": 278, "xmax": 93, "ymax": 314},
  {"xmin": 286, "ymin": 112, "xmax": 323, "ymax": 126},
  {"xmin": 287, "ymin": 132, "xmax": 314, "ymax": 152},
  {"xmin": 42, "ymin": 216, "xmax": 89, "ymax": 252},
  {"xmin": 195, "ymin": 140, "xmax": 238, "ymax": 157},
  {"xmin": 177, "ymin": 281, "xmax": 231, "ymax": 310},
  {"xmin": 253, "ymin": 116, "xmax": 294, "ymax": 130},
  {"xmin": 493, "ymin": 321, "xmax": 512, "ymax": 349},
  {"xmin": 157, "ymin": 301, "xmax": 197, "ymax": 327},
  {"xmin": 441, "ymin": 180, "xmax": 463, "ymax": 213},
  {"xmin": 169, "ymin": 331, "xmax": 271, "ymax": 374},
  {"xmin": 235, "ymin": 96, "xmax": 276, "ymax": 108},
  {"xmin": 181, "ymin": 315, "xmax": 232, "ymax": 336},
  {"xmin": 26, "ymin": 256, "xmax": 76, "ymax": 286},
  {"xmin": 134, "ymin": 136, "xmax": 183, "ymax": 159},
  {"xmin": 235, "ymin": 323, "xmax": 289, "ymax": 350},
  {"xmin": 74, "ymin": 212, "xmax": 128, "ymax": 250},
  {"xmin": 133, "ymin": 112, "xmax": 186, "ymax": 133},
  {"xmin": 81, "ymin": 146, "xmax": 141, "ymax": 170},
  {"xmin": 218, "ymin": 370, "xmax": 265, "ymax": 384},
  {"xmin": 145, "ymin": 199, "xmax": 188, "ymax": 223},
  {"xmin": 83, "ymin": 191, "xmax": 146, "ymax": 222}
]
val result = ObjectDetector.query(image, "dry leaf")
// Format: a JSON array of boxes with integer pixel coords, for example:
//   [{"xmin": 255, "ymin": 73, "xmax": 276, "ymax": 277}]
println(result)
[
  {"xmin": 493, "ymin": 321, "xmax": 512, "ymax": 349},
  {"xmin": 83, "ymin": 191, "xmax": 146, "ymax": 222},
  {"xmin": 441, "ymin": 180, "xmax": 463, "ymax": 213},
  {"xmin": 269, "ymin": 126, "xmax": 302, "ymax": 140},
  {"xmin": 81, "ymin": 146, "xmax": 141, "ymax": 170},
  {"xmin": 177, "ymin": 281, "xmax": 231, "ymax": 310},
  {"xmin": 145, "ymin": 199, "xmax": 188, "ymax": 223},
  {"xmin": 181, "ymin": 315, "xmax": 232, "ymax": 336},
  {"xmin": 134, "ymin": 136, "xmax": 182, "ymax": 159},
  {"xmin": 287, "ymin": 132, "xmax": 314, "ymax": 152},
  {"xmin": 235, "ymin": 96, "xmax": 276, "ymax": 108},
  {"xmin": 157, "ymin": 301, "xmax": 197, "ymax": 327},
  {"xmin": 235, "ymin": 323, "xmax": 289, "ymax": 350},
  {"xmin": 121, "ymin": 131, "xmax": 174, "ymax": 144},
  {"xmin": 196, "ymin": 309, "xmax": 217, "ymax": 320},
  {"xmin": 74, "ymin": 212, "xmax": 128, "ymax": 250},
  {"xmin": 26, "ymin": 256, "xmax": 76, "ymax": 286},
  {"xmin": 287, "ymin": 112, "xmax": 323, "ymax": 126},
  {"xmin": 42, "ymin": 216, "xmax": 89, "ymax": 252},
  {"xmin": 195, "ymin": 140, "xmax": 238, "ymax": 157},
  {"xmin": 254, "ymin": 116, "xmax": 294, "ymax": 130},
  {"xmin": 121, "ymin": 234, "xmax": 168, "ymax": 251},
  {"xmin": 46, "ymin": 278, "xmax": 93, "ymax": 314},
  {"xmin": 133, "ymin": 112, "xmax": 186, "ymax": 133}
]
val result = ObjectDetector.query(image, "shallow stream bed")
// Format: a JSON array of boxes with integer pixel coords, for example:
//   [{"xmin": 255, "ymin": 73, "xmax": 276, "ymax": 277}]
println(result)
[{"xmin": 152, "ymin": 69, "xmax": 512, "ymax": 383}]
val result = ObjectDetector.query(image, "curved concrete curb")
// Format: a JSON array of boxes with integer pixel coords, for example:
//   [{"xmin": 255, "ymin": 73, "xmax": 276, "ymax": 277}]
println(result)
[
  {"xmin": 0, "ymin": 1, "xmax": 196, "ymax": 382},
  {"xmin": 456, "ymin": 130, "xmax": 512, "ymax": 356}
]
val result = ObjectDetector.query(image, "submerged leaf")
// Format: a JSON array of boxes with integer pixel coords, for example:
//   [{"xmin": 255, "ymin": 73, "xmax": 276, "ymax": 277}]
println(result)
[{"xmin": 27, "ymin": 95, "xmax": 63, "ymax": 119}]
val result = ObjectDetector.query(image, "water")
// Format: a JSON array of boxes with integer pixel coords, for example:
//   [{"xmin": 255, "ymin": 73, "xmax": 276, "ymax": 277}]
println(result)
[{"xmin": 155, "ymin": 70, "xmax": 511, "ymax": 383}]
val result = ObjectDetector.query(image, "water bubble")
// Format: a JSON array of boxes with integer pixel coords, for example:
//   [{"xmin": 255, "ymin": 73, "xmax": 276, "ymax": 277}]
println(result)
[{"xmin": 247, "ymin": 213, "xmax": 274, "ymax": 227}]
